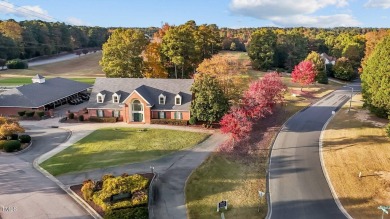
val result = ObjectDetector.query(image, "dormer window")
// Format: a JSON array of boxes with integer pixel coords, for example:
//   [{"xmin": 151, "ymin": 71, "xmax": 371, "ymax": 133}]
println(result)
[
  {"xmin": 112, "ymin": 93, "xmax": 121, "ymax": 103},
  {"xmin": 97, "ymin": 93, "xmax": 105, "ymax": 103},
  {"xmin": 175, "ymin": 94, "xmax": 182, "ymax": 105},
  {"xmin": 159, "ymin": 94, "xmax": 166, "ymax": 105}
]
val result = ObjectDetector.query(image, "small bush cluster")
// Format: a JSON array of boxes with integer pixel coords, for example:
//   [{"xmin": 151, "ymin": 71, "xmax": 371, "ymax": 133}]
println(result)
[
  {"xmin": 80, "ymin": 173, "xmax": 150, "ymax": 217},
  {"xmin": 6, "ymin": 59, "xmax": 28, "ymax": 69},
  {"xmin": 104, "ymin": 207, "xmax": 148, "ymax": 219},
  {"xmin": 3, "ymin": 140, "xmax": 21, "ymax": 152},
  {"xmin": 68, "ymin": 113, "xmax": 74, "ymax": 119},
  {"xmin": 151, "ymin": 119, "xmax": 188, "ymax": 126},
  {"xmin": 36, "ymin": 111, "xmax": 45, "ymax": 117},
  {"xmin": 189, "ymin": 117, "xmax": 197, "ymax": 125},
  {"xmin": 25, "ymin": 111, "xmax": 35, "ymax": 117},
  {"xmin": 19, "ymin": 134, "xmax": 31, "ymax": 143},
  {"xmin": 17, "ymin": 111, "xmax": 26, "ymax": 116},
  {"xmin": 88, "ymin": 117, "xmax": 117, "ymax": 123}
]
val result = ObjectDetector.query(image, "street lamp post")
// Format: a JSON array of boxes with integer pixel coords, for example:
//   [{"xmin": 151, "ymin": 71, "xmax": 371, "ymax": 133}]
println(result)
[{"xmin": 345, "ymin": 86, "xmax": 354, "ymax": 112}]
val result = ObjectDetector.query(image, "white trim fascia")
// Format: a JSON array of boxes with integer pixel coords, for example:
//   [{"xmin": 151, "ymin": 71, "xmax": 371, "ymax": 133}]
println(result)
[{"xmin": 123, "ymin": 90, "xmax": 151, "ymax": 106}]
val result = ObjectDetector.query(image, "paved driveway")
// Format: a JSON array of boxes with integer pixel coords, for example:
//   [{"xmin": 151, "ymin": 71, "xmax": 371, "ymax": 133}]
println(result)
[
  {"xmin": 0, "ymin": 125, "xmax": 91, "ymax": 219},
  {"xmin": 268, "ymin": 82, "xmax": 361, "ymax": 219}
]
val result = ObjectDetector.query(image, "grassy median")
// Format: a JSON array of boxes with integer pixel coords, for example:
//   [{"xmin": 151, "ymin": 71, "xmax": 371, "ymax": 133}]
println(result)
[{"xmin": 41, "ymin": 128, "xmax": 210, "ymax": 176}]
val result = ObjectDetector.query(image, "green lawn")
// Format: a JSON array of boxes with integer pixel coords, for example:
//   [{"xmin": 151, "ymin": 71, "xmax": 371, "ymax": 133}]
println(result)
[
  {"xmin": 0, "ymin": 77, "xmax": 95, "ymax": 86},
  {"xmin": 41, "ymin": 128, "xmax": 210, "ymax": 176}
]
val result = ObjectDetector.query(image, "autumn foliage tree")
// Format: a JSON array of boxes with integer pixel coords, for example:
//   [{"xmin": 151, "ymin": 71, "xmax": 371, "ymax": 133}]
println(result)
[
  {"xmin": 220, "ymin": 72, "xmax": 286, "ymax": 141},
  {"xmin": 0, "ymin": 117, "xmax": 24, "ymax": 139},
  {"xmin": 143, "ymin": 42, "xmax": 168, "ymax": 78},
  {"xmin": 292, "ymin": 60, "xmax": 316, "ymax": 91},
  {"xmin": 196, "ymin": 55, "xmax": 246, "ymax": 103}
]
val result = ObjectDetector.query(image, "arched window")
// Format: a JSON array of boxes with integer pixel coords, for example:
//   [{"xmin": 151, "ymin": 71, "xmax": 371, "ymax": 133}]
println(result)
[{"xmin": 132, "ymin": 100, "xmax": 143, "ymax": 111}]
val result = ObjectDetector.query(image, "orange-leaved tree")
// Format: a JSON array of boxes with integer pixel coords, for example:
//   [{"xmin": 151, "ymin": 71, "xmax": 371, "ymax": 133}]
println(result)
[{"xmin": 0, "ymin": 117, "xmax": 24, "ymax": 139}]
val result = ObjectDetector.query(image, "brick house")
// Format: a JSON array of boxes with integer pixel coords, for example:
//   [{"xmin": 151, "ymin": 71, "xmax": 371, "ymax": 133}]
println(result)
[
  {"xmin": 0, "ymin": 75, "xmax": 91, "ymax": 116},
  {"xmin": 86, "ymin": 78, "xmax": 194, "ymax": 124}
]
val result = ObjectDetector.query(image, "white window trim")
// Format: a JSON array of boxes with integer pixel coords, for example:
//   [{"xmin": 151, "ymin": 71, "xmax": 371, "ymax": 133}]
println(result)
[
  {"xmin": 159, "ymin": 94, "xmax": 166, "ymax": 105},
  {"xmin": 97, "ymin": 93, "xmax": 105, "ymax": 103},
  {"xmin": 112, "ymin": 93, "xmax": 121, "ymax": 103},
  {"xmin": 175, "ymin": 94, "xmax": 182, "ymax": 105}
]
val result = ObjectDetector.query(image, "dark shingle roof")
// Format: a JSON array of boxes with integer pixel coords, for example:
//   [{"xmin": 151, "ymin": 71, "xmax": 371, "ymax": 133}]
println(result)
[
  {"xmin": 87, "ymin": 78, "xmax": 193, "ymax": 111},
  {"xmin": 0, "ymin": 78, "xmax": 92, "ymax": 107}
]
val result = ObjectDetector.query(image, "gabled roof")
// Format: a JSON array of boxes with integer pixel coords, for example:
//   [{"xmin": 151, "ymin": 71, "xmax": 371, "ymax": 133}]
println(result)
[
  {"xmin": 87, "ymin": 78, "xmax": 193, "ymax": 111},
  {"xmin": 0, "ymin": 78, "xmax": 92, "ymax": 107}
]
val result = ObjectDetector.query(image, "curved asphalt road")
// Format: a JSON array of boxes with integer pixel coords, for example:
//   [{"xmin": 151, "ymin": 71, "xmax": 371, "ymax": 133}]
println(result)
[
  {"xmin": 268, "ymin": 81, "xmax": 361, "ymax": 219},
  {"xmin": 0, "ymin": 125, "xmax": 91, "ymax": 219}
]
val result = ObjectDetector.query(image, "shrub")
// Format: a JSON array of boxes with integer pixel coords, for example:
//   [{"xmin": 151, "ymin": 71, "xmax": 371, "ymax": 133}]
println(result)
[
  {"xmin": 0, "ymin": 140, "xmax": 6, "ymax": 150},
  {"xmin": 189, "ymin": 117, "xmax": 197, "ymax": 125},
  {"xmin": 19, "ymin": 134, "xmax": 31, "ymax": 143},
  {"xmin": 17, "ymin": 111, "xmax": 26, "ymax": 117},
  {"xmin": 8, "ymin": 133, "xmax": 18, "ymax": 140},
  {"xmin": 151, "ymin": 119, "xmax": 188, "ymax": 126},
  {"xmin": 3, "ymin": 140, "xmax": 21, "ymax": 152},
  {"xmin": 6, "ymin": 59, "xmax": 28, "ymax": 69},
  {"xmin": 88, "ymin": 116, "xmax": 117, "ymax": 123},
  {"xmin": 68, "ymin": 113, "xmax": 74, "ymax": 119},
  {"xmin": 81, "ymin": 180, "xmax": 95, "ymax": 201},
  {"xmin": 25, "ymin": 111, "xmax": 35, "ymax": 117},
  {"xmin": 104, "ymin": 207, "xmax": 148, "ymax": 219},
  {"xmin": 386, "ymin": 123, "xmax": 390, "ymax": 138},
  {"xmin": 78, "ymin": 115, "xmax": 84, "ymax": 121},
  {"xmin": 366, "ymin": 104, "xmax": 389, "ymax": 119},
  {"xmin": 102, "ymin": 174, "xmax": 115, "ymax": 182},
  {"xmin": 36, "ymin": 111, "xmax": 45, "ymax": 117}
]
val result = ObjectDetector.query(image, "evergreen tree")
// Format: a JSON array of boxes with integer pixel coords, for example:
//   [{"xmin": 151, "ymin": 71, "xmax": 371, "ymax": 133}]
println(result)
[
  {"xmin": 361, "ymin": 35, "xmax": 390, "ymax": 118},
  {"xmin": 190, "ymin": 74, "xmax": 229, "ymax": 125}
]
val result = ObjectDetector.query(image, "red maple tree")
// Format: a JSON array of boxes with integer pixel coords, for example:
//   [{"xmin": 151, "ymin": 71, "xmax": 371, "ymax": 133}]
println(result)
[
  {"xmin": 291, "ymin": 60, "xmax": 316, "ymax": 91},
  {"xmin": 220, "ymin": 72, "xmax": 286, "ymax": 142}
]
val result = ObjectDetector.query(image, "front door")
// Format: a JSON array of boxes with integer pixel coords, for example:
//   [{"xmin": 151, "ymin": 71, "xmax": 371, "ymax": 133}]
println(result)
[{"xmin": 133, "ymin": 113, "xmax": 143, "ymax": 122}]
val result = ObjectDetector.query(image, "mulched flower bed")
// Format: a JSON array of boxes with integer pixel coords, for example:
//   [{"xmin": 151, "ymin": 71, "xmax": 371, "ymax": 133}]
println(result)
[{"xmin": 70, "ymin": 173, "xmax": 154, "ymax": 217}]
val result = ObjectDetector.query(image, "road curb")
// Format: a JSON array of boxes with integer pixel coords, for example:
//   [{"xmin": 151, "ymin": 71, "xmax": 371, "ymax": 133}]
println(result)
[
  {"xmin": 266, "ymin": 88, "xmax": 341, "ymax": 219},
  {"xmin": 319, "ymin": 108, "xmax": 353, "ymax": 219},
  {"xmin": 32, "ymin": 128, "xmax": 102, "ymax": 219},
  {"xmin": 148, "ymin": 172, "xmax": 158, "ymax": 219}
]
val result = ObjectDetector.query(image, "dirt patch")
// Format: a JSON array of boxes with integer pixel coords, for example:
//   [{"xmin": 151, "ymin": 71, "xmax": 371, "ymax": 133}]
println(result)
[{"xmin": 354, "ymin": 109, "xmax": 387, "ymax": 127}]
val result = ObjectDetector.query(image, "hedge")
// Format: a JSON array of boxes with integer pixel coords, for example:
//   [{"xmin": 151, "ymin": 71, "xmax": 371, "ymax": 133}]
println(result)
[
  {"xmin": 104, "ymin": 207, "xmax": 148, "ymax": 219},
  {"xmin": 36, "ymin": 111, "xmax": 45, "ymax": 117},
  {"xmin": 88, "ymin": 116, "xmax": 117, "ymax": 123},
  {"xmin": 151, "ymin": 119, "xmax": 188, "ymax": 126},
  {"xmin": 17, "ymin": 111, "xmax": 26, "ymax": 116},
  {"xmin": 6, "ymin": 59, "xmax": 28, "ymax": 69},
  {"xmin": 3, "ymin": 140, "xmax": 21, "ymax": 152},
  {"xmin": 0, "ymin": 140, "xmax": 6, "ymax": 150},
  {"xmin": 25, "ymin": 111, "xmax": 35, "ymax": 117},
  {"xmin": 189, "ymin": 117, "xmax": 196, "ymax": 125},
  {"xmin": 68, "ymin": 113, "xmax": 74, "ymax": 119},
  {"xmin": 19, "ymin": 134, "xmax": 31, "ymax": 143}
]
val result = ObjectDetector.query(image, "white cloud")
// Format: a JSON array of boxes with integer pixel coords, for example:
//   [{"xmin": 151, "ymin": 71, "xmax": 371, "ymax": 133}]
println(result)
[
  {"xmin": 271, "ymin": 14, "xmax": 361, "ymax": 27},
  {"xmin": 0, "ymin": 1, "xmax": 54, "ymax": 21},
  {"xmin": 67, "ymin": 17, "xmax": 85, "ymax": 26},
  {"xmin": 365, "ymin": 0, "xmax": 390, "ymax": 8},
  {"xmin": 230, "ymin": 0, "xmax": 349, "ymax": 18},
  {"xmin": 229, "ymin": 0, "xmax": 359, "ymax": 27}
]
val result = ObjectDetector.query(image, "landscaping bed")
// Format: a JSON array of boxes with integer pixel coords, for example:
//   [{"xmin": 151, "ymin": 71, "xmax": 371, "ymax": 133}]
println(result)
[
  {"xmin": 70, "ymin": 172, "xmax": 154, "ymax": 219},
  {"xmin": 41, "ymin": 128, "xmax": 210, "ymax": 176},
  {"xmin": 0, "ymin": 134, "xmax": 32, "ymax": 153}
]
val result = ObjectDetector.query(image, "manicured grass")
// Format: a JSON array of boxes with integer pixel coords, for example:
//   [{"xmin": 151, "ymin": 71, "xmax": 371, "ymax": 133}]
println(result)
[
  {"xmin": 0, "ymin": 77, "xmax": 95, "ymax": 86},
  {"xmin": 323, "ymin": 95, "xmax": 390, "ymax": 219},
  {"xmin": 0, "ymin": 52, "xmax": 104, "ymax": 78},
  {"xmin": 41, "ymin": 128, "xmax": 210, "ymax": 176}
]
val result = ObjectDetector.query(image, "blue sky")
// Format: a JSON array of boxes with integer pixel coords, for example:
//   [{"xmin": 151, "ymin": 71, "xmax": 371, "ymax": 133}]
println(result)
[{"xmin": 0, "ymin": 0, "xmax": 389, "ymax": 28}]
